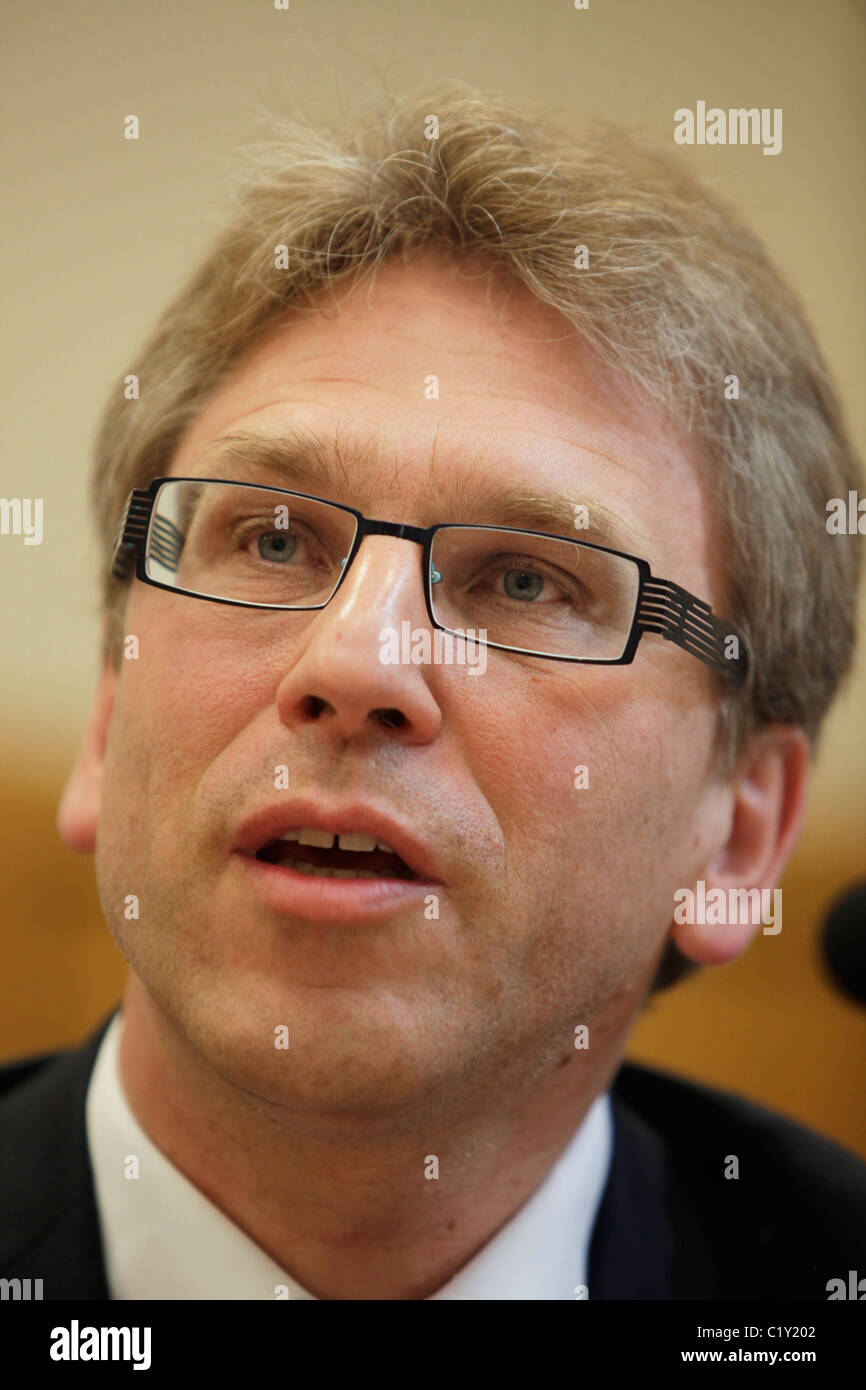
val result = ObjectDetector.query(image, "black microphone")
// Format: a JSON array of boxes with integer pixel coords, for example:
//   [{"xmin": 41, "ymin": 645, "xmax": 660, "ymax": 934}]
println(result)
[{"xmin": 821, "ymin": 882, "xmax": 866, "ymax": 1007}]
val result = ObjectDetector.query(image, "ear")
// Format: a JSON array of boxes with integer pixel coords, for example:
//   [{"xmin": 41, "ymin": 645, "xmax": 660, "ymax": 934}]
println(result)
[
  {"xmin": 670, "ymin": 723, "xmax": 811, "ymax": 966},
  {"xmin": 57, "ymin": 657, "xmax": 119, "ymax": 853}
]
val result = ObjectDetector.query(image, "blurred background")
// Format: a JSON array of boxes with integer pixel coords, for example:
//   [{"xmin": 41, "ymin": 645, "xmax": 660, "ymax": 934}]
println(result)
[{"xmin": 1, "ymin": 0, "xmax": 864, "ymax": 1153}]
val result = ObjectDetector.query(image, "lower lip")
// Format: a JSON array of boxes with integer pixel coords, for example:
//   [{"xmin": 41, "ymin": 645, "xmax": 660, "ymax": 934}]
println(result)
[{"xmin": 234, "ymin": 852, "xmax": 439, "ymax": 922}]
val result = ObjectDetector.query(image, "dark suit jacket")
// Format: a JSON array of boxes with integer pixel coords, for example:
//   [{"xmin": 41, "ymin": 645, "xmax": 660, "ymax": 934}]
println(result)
[{"xmin": 1, "ymin": 1010, "xmax": 864, "ymax": 1299}]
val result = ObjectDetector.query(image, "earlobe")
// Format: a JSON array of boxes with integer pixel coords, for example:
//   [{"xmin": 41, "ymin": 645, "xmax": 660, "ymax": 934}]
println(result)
[
  {"xmin": 670, "ymin": 724, "xmax": 811, "ymax": 967},
  {"xmin": 56, "ymin": 661, "xmax": 119, "ymax": 853}
]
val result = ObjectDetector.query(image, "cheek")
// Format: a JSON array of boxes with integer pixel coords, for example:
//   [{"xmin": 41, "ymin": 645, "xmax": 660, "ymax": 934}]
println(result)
[
  {"xmin": 456, "ymin": 662, "xmax": 717, "ymax": 923},
  {"xmin": 125, "ymin": 595, "xmax": 277, "ymax": 758},
  {"xmin": 449, "ymin": 662, "xmax": 677, "ymax": 853},
  {"xmin": 99, "ymin": 615, "xmax": 272, "ymax": 885}
]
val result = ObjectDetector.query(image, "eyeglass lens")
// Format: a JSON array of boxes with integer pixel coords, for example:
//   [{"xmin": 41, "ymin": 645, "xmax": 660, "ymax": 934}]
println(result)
[{"xmin": 146, "ymin": 480, "xmax": 640, "ymax": 659}]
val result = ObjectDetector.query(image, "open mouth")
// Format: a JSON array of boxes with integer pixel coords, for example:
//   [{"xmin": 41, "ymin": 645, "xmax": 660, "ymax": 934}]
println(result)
[{"xmin": 254, "ymin": 829, "xmax": 417, "ymax": 881}]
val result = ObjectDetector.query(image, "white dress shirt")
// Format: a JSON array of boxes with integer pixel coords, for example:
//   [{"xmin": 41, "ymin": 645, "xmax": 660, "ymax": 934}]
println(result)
[{"xmin": 86, "ymin": 1011, "xmax": 612, "ymax": 1300}]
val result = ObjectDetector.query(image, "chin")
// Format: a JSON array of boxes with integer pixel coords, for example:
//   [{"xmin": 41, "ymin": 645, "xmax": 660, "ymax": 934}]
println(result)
[{"xmin": 184, "ymin": 994, "xmax": 444, "ymax": 1116}]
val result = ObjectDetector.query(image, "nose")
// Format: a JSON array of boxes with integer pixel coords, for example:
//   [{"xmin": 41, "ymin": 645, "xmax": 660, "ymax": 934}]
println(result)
[{"xmin": 274, "ymin": 535, "xmax": 443, "ymax": 744}]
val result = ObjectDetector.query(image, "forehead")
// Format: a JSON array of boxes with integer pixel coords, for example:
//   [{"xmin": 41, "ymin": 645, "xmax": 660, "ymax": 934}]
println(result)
[{"xmin": 167, "ymin": 254, "xmax": 718, "ymax": 585}]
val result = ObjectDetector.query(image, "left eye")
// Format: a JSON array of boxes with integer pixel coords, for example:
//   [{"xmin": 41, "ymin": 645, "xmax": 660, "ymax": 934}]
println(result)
[{"xmin": 254, "ymin": 531, "xmax": 298, "ymax": 563}]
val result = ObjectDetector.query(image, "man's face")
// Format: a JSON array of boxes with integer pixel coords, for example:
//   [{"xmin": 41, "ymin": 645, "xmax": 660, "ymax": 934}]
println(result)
[{"xmin": 87, "ymin": 253, "xmax": 728, "ymax": 1119}]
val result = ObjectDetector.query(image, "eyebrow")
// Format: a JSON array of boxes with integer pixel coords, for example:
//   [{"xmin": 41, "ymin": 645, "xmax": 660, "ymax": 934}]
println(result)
[{"xmin": 192, "ymin": 428, "xmax": 644, "ymax": 555}]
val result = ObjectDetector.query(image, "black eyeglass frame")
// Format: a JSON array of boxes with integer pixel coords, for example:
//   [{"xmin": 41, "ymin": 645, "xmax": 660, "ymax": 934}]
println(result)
[{"xmin": 110, "ymin": 476, "xmax": 748, "ymax": 690}]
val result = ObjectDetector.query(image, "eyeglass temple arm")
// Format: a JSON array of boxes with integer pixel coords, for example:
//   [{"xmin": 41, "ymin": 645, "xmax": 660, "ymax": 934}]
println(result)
[
  {"xmin": 110, "ymin": 489, "xmax": 153, "ymax": 580},
  {"xmin": 638, "ymin": 576, "xmax": 747, "ymax": 690}
]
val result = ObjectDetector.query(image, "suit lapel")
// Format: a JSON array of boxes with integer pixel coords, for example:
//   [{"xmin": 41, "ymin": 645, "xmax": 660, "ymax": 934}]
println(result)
[
  {"xmin": 588, "ymin": 1095, "xmax": 673, "ymax": 1298},
  {"xmin": 594, "ymin": 1063, "xmax": 778, "ymax": 1299},
  {"xmin": 0, "ymin": 1012, "xmax": 117, "ymax": 1299}
]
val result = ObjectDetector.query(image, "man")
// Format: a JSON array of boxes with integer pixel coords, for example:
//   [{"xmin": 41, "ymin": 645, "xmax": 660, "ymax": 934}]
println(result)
[{"xmin": 1, "ymin": 83, "xmax": 864, "ymax": 1300}]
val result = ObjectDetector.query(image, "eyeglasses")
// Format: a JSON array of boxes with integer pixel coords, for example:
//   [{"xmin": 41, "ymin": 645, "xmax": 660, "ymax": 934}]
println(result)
[{"xmin": 110, "ymin": 477, "xmax": 748, "ymax": 688}]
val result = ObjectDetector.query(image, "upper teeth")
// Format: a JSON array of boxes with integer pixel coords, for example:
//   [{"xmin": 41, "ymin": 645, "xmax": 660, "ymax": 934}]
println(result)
[{"xmin": 277, "ymin": 828, "xmax": 398, "ymax": 854}]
